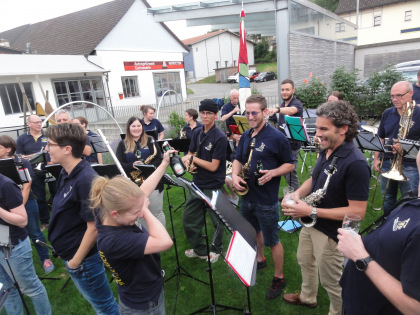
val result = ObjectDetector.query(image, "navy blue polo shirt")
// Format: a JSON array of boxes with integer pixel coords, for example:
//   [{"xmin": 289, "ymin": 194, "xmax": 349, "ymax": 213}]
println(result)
[
  {"xmin": 0, "ymin": 174, "xmax": 28, "ymax": 245},
  {"xmin": 182, "ymin": 122, "xmax": 202, "ymax": 140},
  {"xmin": 86, "ymin": 130, "xmax": 99, "ymax": 163},
  {"xmin": 189, "ymin": 124, "xmax": 227, "ymax": 189},
  {"xmin": 378, "ymin": 106, "xmax": 420, "ymax": 166},
  {"xmin": 16, "ymin": 131, "xmax": 48, "ymax": 155},
  {"xmin": 221, "ymin": 102, "xmax": 239, "ymax": 127},
  {"xmin": 235, "ymin": 124, "xmax": 294, "ymax": 205},
  {"xmin": 312, "ymin": 141, "xmax": 370, "ymax": 241},
  {"xmin": 278, "ymin": 96, "xmax": 304, "ymax": 150},
  {"xmin": 48, "ymin": 159, "xmax": 98, "ymax": 261},
  {"xmin": 141, "ymin": 119, "xmax": 164, "ymax": 140},
  {"xmin": 413, "ymin": 83, "xmax": 420, "ymax": 105},
  {"xmin": 97, "ymin": 224, "xmax": 162, "ymax": 310},
  {"xmin": 341, "ymin": 199, "xmax": 420, "ymax": 314}
]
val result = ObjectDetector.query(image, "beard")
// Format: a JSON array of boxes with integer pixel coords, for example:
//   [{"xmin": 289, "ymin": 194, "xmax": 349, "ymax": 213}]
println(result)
[{"xmin": 282, "ymin": 94, "xmax": 293, "ymax": 102}]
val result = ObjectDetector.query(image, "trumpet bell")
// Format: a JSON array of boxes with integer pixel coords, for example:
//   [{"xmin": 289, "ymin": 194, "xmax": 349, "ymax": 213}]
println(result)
[{"xmin": 381, "ymin": 168, "xmax": 408, "ymax": 181}]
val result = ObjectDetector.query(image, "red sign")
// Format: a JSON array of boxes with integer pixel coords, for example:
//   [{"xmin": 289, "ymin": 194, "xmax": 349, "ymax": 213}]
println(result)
[{"xmin": 124, "ymin": 61, "xmax": 184, "ymax": 71}]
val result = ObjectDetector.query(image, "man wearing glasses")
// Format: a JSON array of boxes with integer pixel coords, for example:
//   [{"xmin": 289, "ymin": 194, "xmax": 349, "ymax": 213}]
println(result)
[
  {"xmin": 16, "ymin": 115, "xmax": 53, "ymax": 232},
  {"xmin": 373, "ymin": 81, "xmax": 420, "ymax": 212},
  {"xmin": 232, "ymin": 95, "xmax": 294, "ymax": 300},
  {"xmin": 181, "ymin": 99, "xmax": 227, "ymax": 263}
]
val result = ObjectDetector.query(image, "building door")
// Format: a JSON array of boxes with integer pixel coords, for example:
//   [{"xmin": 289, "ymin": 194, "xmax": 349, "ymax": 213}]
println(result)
[{"xmin": 153, "ymin": 72, "xmax": 182, "ymax": 106}]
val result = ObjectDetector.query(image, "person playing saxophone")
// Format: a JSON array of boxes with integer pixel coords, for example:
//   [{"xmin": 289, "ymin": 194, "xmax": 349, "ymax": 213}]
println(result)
[
  {"xmin": 282, "ymin": 101, "xmax": 370, "ymax": 315},
  {"xmin": 373, "ymin": 81, "xmax": 420, "ymax": 212},
  {"xmin": 232, "ymin": 95, "xmax": 294, "ymax": 300}
]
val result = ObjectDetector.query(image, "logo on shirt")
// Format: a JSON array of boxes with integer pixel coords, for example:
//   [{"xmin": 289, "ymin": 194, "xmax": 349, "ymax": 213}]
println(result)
[
  {"xmin": 392, "ymin": 217, "xmax": 410, "ymax": 231},
  {"xmin": 100, "ymin": 251, "xmax": 125, "ymax": 286},
  {"xmin": 205, "ymin": 143, "xmax": 213, "ymax": 151},
  {"xmin": 255, "ymin": 142, "xmax": 265, "ymax": 152},
  {"xmin": 41, "ymin": 137, "xmax": 48, "ymax": 143},
  {"xmin": 63, "ymin": 186, "xmax": 72, "ymax": 198}
]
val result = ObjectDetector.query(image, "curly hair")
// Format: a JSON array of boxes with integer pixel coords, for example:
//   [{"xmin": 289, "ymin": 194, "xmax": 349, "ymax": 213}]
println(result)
[{"xmin": 316, "ymin": 101, "xmax": 359, "ymax": 141}]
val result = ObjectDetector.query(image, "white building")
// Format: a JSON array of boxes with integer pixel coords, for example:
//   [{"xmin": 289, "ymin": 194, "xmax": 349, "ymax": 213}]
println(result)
[
  {"xmin": 182, "ymin": 30, "xmax": 255, "ymax": 82},
  {"xmin": 0, "ymin": 0, "xmax": 189, "ymax": 128}
]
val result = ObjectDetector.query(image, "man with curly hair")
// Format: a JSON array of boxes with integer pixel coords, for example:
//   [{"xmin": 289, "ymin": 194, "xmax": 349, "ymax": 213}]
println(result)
[{"xmin": 281, "ymin": 101, "xmax": 370, "ymax": 315}]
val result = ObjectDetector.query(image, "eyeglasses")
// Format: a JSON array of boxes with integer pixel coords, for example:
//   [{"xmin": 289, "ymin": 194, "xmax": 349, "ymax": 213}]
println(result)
[
  {"xmin": 245, "ymin": 111, "xmax": 262, "ymax": 117},
  {"xmin": 29, "ymin": 121, "xmax": 42, "ymax": 124},
  {"xmin": 200, "ymin": 111, "xmax": 215, "ymax": 116},
  {"xmin": 46, "ymin": 142, "xmax": 66, "ymax": 148},
  {"xmin": 390, "ymin": 91, "xmax": 409, "ymax": 99}
]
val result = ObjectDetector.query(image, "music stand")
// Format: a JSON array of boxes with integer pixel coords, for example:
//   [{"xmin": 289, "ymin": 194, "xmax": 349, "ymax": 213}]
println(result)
[
  {"xmin": 399, "ymin": 139, "xmax": 420, "ymax": 159},
  {"xmin": 353, "ymin": 131, "xmax": 385, "ymax": 153},
  {"xmin": 45, "ymin": 164, "xmax": 63, "ymax": 181},
  {"xmin": 0, "ymin": 159, "xmax": 25, "ymax": 185},
  {"xmin": 92, "ymin": 165, "xmax": 121, "ymax": 178},
  {"xmin": 233, "ymin": 115, "xmax": 250, "ymax": 134},
  {"xmin": 145, "ymin": 130, "xmax": 158, "ymax": 140},
  {"xmin": 89, "ymin": 135, "xmax": 107, "ymax": 155},
  {"xmin": 284, "ymin": 116, "xmax": 310, "ymax": 144},
  {"xmin": 157, "ymin": 139, "xmax": 191, "ymax": 154}
]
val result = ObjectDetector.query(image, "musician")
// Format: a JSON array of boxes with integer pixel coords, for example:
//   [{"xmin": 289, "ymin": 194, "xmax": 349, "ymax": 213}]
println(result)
[
  {"xmin": 181, "ymin": 99, "xmax": 227, "ymax": 263},
  {"xmin": 221, "ymin": 89, "xmax": 240, "ymax": 130},
  {"xmin": 0, "ymin": 173, "xmax": 51, "ymax": 315},
  {"xmin": 373, "ymin": 81, "xmax": 420, "ymax": 212},
  {"xmin": 140, "ymin": 105, "xmax": 164, "ymax": 141},
  {"xmin": 412, "ymin": 69, "xmax": 420, "ymax": 104},
  {"xmin": 267, "ymin": 79, "xmax": 303, "ymax": 190},
  {"xmin": 91, "ymin": 152, "xmax": 173, "ymax": 314},
  {"xmin": 45, "ymin": 123, "xmax": 118, "ymax": 314},
  {"xmin": 181, "ymin": 109, "xmax": 202, "ymax": 140},
  {"xmin": 232, "ymin": 94, "xmax": 294, "ymax": 300},
  {"xmin": 16, "ymin": 114, "xmax": 52, "ymax": 230},
  {"xmin": 282, "ymin": 101, "xmax": 370, "ymax": 314},
  {"xmin": 338, "ymin": 199, "xmax": 420, "ymax": 314},
  {"xmin": 73, "ymin": 116, "xmax": 103, "ymax": 164},
  {"xmin": 116, "ymin": 116, "xmax": 165, "ymax": 228},
  {"xmin": 0, "ymin": 135, "xmax": 55, "ymax": 274}
]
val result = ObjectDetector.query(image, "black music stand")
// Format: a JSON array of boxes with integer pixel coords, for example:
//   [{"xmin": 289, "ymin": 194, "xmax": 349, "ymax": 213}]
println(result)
[
  {"xmin": 92, "ymin": 165, "xmax": 121, "ymax": 178},
  {"xmin": 157, "ymin": 139, "xmax": 191, "ymax": 155},
  {"xmin": 89, "ymin": 135, "xmax": 107, "ymax": 154},
  {"xmin": 0, "ymin": 159, "xmax": 28, "ymax": 185},
  {"xmin": 353, "ymin": 130, "xmax": 385, "ymax": 153},
  {"xmin": 45, "ymin": 164, "xmax": 63, "ymax": 181},
  {"xmin": 399, "ymin": 139, "xmax": 420, "ymax": 159},
  {"xmin": 145, "ymin": 130, "xmax": 158, "ymax": 140}
]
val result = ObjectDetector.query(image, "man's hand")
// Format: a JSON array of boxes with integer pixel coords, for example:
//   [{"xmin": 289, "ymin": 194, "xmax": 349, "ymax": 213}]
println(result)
[
  {"xmin": 281, "ymin": 199, "xmax": 312, "ymax": 218},
  {"xmin": 232, "ymin": 174, "xmax": 247, "ymax": 193},
  {"xmin": 337, "ymin": 228, "xmax": 369, "ymax": 261},
  {"xmin": 373, "ymin": 158, "xmax": 382, "ymax": 172},
  {"xmin": 267, "ymin": 108, "xmax": 278, "ymax": 116},
  {"xmin": 391, "ymin": 139, "xmax": 403, "ymax": 155}
]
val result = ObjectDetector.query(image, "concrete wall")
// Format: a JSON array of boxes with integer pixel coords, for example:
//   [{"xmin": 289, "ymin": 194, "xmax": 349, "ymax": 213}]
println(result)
[{"xmin": 289, "ymin": 32, "xmax": 355, "ymax": 87}]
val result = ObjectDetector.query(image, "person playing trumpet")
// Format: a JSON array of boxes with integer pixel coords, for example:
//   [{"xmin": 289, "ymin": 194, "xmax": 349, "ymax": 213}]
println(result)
[
  {"xmin": 282, "ymin": 101, "xmax": 370, "ymax": 314},
  {"xmin": 181, "ymin": 99, "xmax": 227, "ymax": 263},
  {"xmin": 232, "ymin": 95, "xmax": 294, "ymax": 300},
  {"xmin": 373, "ymin": 81, "xmax": 420, "ymax": 212}
]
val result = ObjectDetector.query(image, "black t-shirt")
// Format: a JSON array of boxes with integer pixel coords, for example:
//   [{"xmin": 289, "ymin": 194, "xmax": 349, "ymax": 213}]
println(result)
[
  {"xmin": 0, "ymin": 174, "xmax": 28, "ymax": 245},
  {"xmin": 341, "ymin": 199, "xmax": 420, "ymax": 314},
  {"xmin": 97, "ymin": 224, "xmax": 163, "ymax": 310},
  {"xmin": 311, "ymin": 141, "xmax": 370, "ymax": 241},
  {"xmin": 188, "ymin": 124, "xmax": 227, "ymax": 189}
]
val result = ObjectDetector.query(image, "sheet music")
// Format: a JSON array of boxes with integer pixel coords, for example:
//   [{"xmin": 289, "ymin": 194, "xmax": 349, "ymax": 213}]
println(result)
[{"xmin": 225, "ymin": 231, "xmax": 256, "ymax": 287}]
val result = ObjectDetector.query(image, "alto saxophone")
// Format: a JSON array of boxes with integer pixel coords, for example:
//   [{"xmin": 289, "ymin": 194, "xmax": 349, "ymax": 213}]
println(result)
[
  {"xmin": 180, "ymin": 129, "xmax": 187, "ymax": 139},
  {"xmin": 234, "ymin": 138, "xmax": 256, "ymax": 196},
  {"xmin": 130, "ymin": 137, "xmax": 157, "ymax": 185},
  {"xmin": 298, "ymin": 156, "xmax": 338, "ymax": 227},
  {"xmin": 186, "ymin": 152, "xmax": 197, "ymax": 174}
]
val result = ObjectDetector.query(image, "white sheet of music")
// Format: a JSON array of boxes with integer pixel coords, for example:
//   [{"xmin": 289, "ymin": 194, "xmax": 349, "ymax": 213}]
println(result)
[{"xmin": 225, "ymin": 231, "xmax": 256, "ymax": 287}]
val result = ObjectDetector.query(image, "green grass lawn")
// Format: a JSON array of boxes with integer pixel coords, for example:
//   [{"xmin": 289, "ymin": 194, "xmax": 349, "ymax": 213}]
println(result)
[
  {"xmin": 256, "ymin": 63, "xmax": 277, "ymax": 76},
  {"xmin": 6, "ymin": 151, "xmax": 384, "ymax": 315},
  {"xmin": 196, "ymin": 75, "xmax": 216, "ymax": 84}
]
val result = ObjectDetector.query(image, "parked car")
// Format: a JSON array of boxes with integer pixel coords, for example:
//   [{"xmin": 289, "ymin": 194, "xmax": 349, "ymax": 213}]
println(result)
[
  {"xmin": 227, "ymin": 72, "xmax": 239, "ymax": 83},
  {"xmin": 250, "ymin": 71, "xmax": 260, "ymax": 82},
  {"xmin": 254, "ymin": 71, "xmax": 276, "ymax": 83}
]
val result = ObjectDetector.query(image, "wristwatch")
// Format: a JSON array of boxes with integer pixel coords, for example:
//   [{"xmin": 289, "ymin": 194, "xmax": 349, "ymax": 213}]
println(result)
[
  {"xmin": 310, "ymin": 207, "xmax": 317, "ymax": 220},
  {"xmin": 355, "ymin": 256, "xmax": 373, "ymax": 272}
]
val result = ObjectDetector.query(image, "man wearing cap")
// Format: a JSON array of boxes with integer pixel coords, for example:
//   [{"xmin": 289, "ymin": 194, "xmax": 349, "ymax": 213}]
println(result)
[{"xmin": 181, "ymin": 99, "xmax": 227, "ymax": 263}]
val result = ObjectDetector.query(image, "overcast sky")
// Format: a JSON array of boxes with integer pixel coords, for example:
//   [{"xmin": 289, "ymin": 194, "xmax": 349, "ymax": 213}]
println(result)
[{"xmin": 0, "ymin": 0, "xmax": 210, "ymax": 40}]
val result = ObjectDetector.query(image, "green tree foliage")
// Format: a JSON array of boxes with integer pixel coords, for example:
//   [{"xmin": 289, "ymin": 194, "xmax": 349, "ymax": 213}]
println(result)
[
  {"xmin": 295, "ymin": 73, "xmax": 327, "ymax": 108},
  {"xmin": 254, "ymin": 37, "xmax": 276, "ymax": 63},
  {"xmin": 310, "ymin": 0, "xmax": 339, "ymax": 12},
  {"xmin": 167, "ymin": 111, "xmax": 185, "ymax": 138},
  {"xmin": 330, "ymin": 67, "xmax": 364, "ymax": 107}
]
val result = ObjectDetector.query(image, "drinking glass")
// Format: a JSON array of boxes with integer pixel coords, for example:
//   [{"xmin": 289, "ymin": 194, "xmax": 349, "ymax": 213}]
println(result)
[
  {"xmin": 283, "ymin": 187, "xmax": 295, "ymax": 205},
  {"xmin": 342, "ymin": 213, "xmax": 361, "ymax": 236}
]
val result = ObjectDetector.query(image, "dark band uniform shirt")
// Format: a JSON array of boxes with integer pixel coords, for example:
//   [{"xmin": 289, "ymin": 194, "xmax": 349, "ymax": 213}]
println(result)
[
  {"xmin": 48, "ymin": 159, "xmax": 98, "ymax": 261},
  {"xmin": 16, "ymin": 131, "xmax": 48, "ymax": 155},
  {"xmin": 189, "ymin": 124, "xmax": 227, "ymax": 190},
  {"xmin": 340, "ymin": 198, "xmax": 420, "ymax": 314},
  {"xmin": 85, "ymin": 130, "xmax": 99, "ymax": 164},
  {"xmin": 378, "ymin": 106, "xmax": 420, "ymax": 166},
  {"xmin": 182, "ymin": 122, "xmax": 202, "ymax": 140},
  {"xmin": 278, "ymin": 96, "xmax": 304, "ymax": 150},
  {"xmin": 312, "ymin": 141, "xmax": 370, "ymax": 242},
  {"xmin": 221, "ymin": 101, "xmax": 239, "ymax": 128},
  {"xmin": 235, "ymin": 123, "xmax": 294, "ymax": 205},
  {"xmin": 141, "ymin": 118, "xmax": 164, "ymax": 141},
  {"xmin": 0, "ymin": 174, "xmax": 27, "ymax": 245},
  {"xmin": 413, "ymin": 83, "xmax": 420, "ymax": 105},
  {"xmin": 97, "ymin": 224, "xmax": 162, "ymax": 311}
]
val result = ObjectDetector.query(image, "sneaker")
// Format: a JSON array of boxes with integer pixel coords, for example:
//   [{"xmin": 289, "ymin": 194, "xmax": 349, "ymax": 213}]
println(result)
[
  {"xmin": 229, "ymin": 196, "xmax": 239, "ymax": 206},
  {"xmin": 266, "ymin": 277, "xmax": 286, "ymax": 300},
  {"xmin": 185, "ymin": 249, "xmax": 207, "ymax": 260},
  {"xmin": 257, "ymin": 257, "xmax": 267, "ymax": 270},
  {"xmin": 208, "ymin": 252, "xmax": 220, "ymax": 264},
  {"xmin": 43, "ymin": 259, "xmax": 55, "ymax": 274},
  {"xmin": 40, "ymin": 224, "xmax": 49, "ymax": 232}
]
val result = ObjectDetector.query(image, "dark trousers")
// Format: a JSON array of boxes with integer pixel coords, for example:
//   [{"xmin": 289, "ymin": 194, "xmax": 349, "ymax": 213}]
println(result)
[{"xmin": 31, "ymin": 172, "xmax": 56, "ymax": 225}]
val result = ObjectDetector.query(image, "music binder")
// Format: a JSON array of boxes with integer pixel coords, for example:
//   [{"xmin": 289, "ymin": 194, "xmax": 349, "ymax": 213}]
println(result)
[
  {"xmin": 284, "ymin": 115, "xmax": 311, "ymax": 143},
  {"xmin": 233, "ymin": 115, "xmax": 250, "ymax": 134}
]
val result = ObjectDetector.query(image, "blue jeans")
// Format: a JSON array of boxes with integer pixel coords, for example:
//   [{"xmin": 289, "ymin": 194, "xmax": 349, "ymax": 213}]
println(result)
[
  {"xmin": 0, "ymin": 237, "xmax": 51, "ymax": 315},
  {"xmin": 380, "ymin": 160, "xmax": 419, "ymax": 212},
  {"xmin": 119, "ymin": 290, "xmax": 165, "ymax": 315},
  {"xmin": 240, "ymin": 199, "xmax": 280, "ymax": 246},
  {"xmin": 25, "ymin": 199, "xmax": 49, "ymax": 262},
  {"xmin": 65, "ymin": 252, "xmax": 118, "ymax": 315},
  {"xmin": 31, "ymin": 172, "xmax": 50, "ymax": 225}
]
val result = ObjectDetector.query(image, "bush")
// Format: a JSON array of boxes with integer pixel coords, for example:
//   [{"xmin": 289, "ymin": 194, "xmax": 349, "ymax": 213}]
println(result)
[
  {"xmin": 295, "ymin": 73, "xmax": 327, "ymax": 108},
  {"xmin": 167, "ymin": 111, "xmax": 185, "ymax": 138},
  {"xmin": 330, "ymin": 67, "xmax": 364, "ymax": 107}
]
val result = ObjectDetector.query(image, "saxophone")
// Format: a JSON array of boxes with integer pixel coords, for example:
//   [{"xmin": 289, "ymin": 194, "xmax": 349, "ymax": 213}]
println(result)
[
  {"xmin": 382, "ymin": 100, "xmax": 416, "ymax": 181},
  {"xmin": 180, "ymin": 129, "xmax": 187, "ymax": 139},
  {"xmin": 186, "ymin": 152, "xmax": 197, "ymax": 174},
  {"xmin": 130, "ymin": 137, "xmax": 157, "ymax": 185},
  {"xmin": 234, "ymin": 138, "xmax": 256, "ymax": 196},
  {"xmin": 298, "ymin": 156, "xmax": 338, "ymax": 227}
]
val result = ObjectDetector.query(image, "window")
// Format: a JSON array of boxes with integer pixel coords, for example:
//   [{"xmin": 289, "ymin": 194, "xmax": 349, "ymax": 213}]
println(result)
[
  {"xmin": 153, "ymin": 72, "xmax": 182, "ymax": 105},
  {"xmin": 216, "ymin": 61, "xmax": 219, "ymax": 69},
  {"xmin": 405, "ymin": 10, "xmax": 412, "ymax": 22},
  {"xmin": 233, "ymin": 60, "xmax": 237, "ymax": 67},
  {"xmin": 374, "ymin": 15, "xmax": 381, "ymax": 26},
  {"xmin": 0, "ymin": 82, "xmax": 35, "ymax": 115},
  {"xmin": 335, "ymin": 22, "xmax": 345, "ymax": 32},
  {"xmin": 121, "ymin": 76, "xmax": 139, "ymax": 98},
  {"xmin": 196, "ymin": 47, "xmax": 198, "ymax": 52},
  {"xmin": 225, "ymin": 61, "xmax": 229, "ymax": 67},
  {"xmin": 53, "ymin": 78, "xmax": 105, "ymax": 107}
]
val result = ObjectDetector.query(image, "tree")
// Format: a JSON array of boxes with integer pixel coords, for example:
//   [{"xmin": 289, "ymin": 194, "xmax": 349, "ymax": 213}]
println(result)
[{"xmin": 310, "ymin": 0, "xmax": 339, "ymax": 12}]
